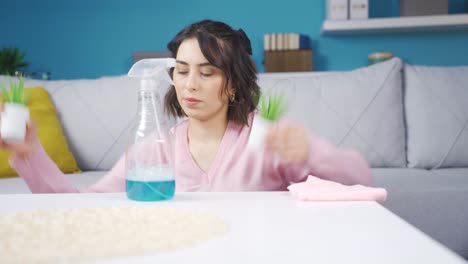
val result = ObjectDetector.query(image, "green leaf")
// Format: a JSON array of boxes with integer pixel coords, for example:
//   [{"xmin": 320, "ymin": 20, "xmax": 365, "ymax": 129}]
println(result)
[
  {"xmin": 0, "ymin": 76, "xmax": 27, "ymax": 105},
  {"xmin": 258, "ymin": 92, "xmax": 287, "ymax": 121},
  {"xmin": 260, "ymin": 95, "xmax": 267, "ymax": 118},
  {"xmin": 0, "ymin": 82, "xmax": 11, "ymax": 102}
]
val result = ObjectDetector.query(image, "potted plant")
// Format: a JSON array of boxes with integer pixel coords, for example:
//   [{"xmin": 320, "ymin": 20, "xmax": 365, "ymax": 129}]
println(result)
[
  {"xmin": 0, "ymin": 76, "xmax": 30, "ymax": 144},
  {"xmin": 248, "ymin": 92, "xmax": 287, "ymax": 151},
  {"xmin": 0, "ymin": 47, "xmax": 29, "ymax": 76}
]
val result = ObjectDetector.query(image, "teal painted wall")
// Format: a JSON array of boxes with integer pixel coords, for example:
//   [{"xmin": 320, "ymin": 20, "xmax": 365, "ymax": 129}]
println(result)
[{"xmin": 1, "ymin": 0, "xmax": 467, "ymax": 79}]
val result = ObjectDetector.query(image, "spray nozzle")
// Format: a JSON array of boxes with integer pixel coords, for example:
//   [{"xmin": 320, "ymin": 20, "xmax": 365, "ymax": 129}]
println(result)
[{"xmin": 128, "ymin": 58, "xmax": 176, "ymax": 87}]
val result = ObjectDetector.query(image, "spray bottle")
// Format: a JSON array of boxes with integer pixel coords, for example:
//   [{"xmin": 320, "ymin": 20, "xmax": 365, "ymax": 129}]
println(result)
[{"xmin": 126, "ymin": 58, "xmax": 176, "ymax": 201}]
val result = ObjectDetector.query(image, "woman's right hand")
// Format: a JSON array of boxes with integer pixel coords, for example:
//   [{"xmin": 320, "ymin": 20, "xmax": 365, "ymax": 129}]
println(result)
[{"xmin": 0, "ymin": 104, "xmax": 39, "ymax": 157}]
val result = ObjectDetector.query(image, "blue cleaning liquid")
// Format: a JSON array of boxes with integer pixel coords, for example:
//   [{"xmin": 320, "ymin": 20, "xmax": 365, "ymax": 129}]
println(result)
[
  {"xmin": 126, "ymin": 179, "xmax": 175, "ymax": 201},
  {"xmin": 126, "ymin": 166, "xmax": 175, "ymax": 201}
]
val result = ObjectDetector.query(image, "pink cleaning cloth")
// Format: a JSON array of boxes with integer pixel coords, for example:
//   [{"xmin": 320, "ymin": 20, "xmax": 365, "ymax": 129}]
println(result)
[{"xmin": 288, "ymin": 175, "xmax": 387, "ymax": 202}]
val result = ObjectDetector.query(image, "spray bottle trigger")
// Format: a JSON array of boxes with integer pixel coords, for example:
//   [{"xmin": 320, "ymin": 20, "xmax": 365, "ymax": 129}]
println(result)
[{"xmin": 150, "ymin": 67, "xmax": 173, "ymax": 86}]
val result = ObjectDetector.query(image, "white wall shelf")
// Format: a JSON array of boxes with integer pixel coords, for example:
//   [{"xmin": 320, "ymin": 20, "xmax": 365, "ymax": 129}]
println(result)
[{"xmin": 321, "ymin": 14, "xmax": 468, "ymax": 35}]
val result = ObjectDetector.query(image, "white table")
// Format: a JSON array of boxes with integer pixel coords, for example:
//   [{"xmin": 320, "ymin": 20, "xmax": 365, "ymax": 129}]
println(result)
[{"xmin": 0, "ymin": 192, "xmax": 465, "ymax": 264}]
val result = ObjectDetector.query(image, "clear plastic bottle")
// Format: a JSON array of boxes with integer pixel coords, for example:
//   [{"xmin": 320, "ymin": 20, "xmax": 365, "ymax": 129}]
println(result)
[{"xmin": 125, "ymin": 58, "xmax": 176, "ymax": 201}]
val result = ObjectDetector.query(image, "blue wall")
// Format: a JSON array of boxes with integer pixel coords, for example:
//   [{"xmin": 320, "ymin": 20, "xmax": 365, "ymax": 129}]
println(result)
[{"xmin": 1, "ymin": 0, "xmax": 467, "ymax": 79}]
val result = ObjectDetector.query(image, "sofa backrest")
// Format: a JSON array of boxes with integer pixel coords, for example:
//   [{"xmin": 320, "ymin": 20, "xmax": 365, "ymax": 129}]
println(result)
[
  {"xmin": 403, "ymin": 63, "xmax": 468, "ymax": 169},
  {"xmin": 0, "ymin": 58, "xmax": 407, "ymax": 170},
  {"xmin": 0, "ymin": 75, "xmax": 171, "ymax": 171},
  {"xmin": 3, "ymin": 58, "xmax": 466, "ymax": 171},
  {"xmin": 258, "ymin": 58, "xmax": 406, "ymax": 168}
]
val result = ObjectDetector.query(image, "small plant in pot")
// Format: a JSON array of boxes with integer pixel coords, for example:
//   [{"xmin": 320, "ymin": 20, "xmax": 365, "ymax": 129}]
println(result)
[
  {"xmin": 248, "ymin": 92, "xmax": 287, "ymax": 151},
  {"xmin": 0, "ymin": 47, "xmax": 29, "ymax": 76},
  {"xmin": 0, "ymin": 76, "xmax": 29, "ymax": 144}
]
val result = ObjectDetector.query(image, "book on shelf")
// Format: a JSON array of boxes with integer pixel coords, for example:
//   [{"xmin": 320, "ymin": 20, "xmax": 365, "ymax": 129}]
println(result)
[{"xmin": 263, "ymin": 33, "xmax": 310, "ymax": 51}]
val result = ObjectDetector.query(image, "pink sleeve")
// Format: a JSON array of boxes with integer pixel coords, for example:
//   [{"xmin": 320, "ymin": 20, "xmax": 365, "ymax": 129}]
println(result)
[
  {"xmin": 278, "ymin": 129, "xmax": 373, "ymax": 187},
  {"xmin": 10, "ymin": 142, "xmax": 125, "ymax": 193}
]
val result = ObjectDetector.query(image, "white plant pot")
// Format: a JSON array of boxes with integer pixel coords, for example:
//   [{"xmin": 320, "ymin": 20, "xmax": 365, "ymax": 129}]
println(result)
[
  {"xmin": 0, "ymin": 103, "xmax": 30, "ymax": 144},
  {"xmin": 247, "ymin": 114, "xmax": 272, "ymax": 152}
]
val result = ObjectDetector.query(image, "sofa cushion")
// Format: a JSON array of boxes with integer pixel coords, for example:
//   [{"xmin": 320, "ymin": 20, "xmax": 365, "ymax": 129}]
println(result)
[
  {"xmin": 0, "ymin": 75, "xmax": 146, "ymax": 170},
  {"xmin": 258, "ymin": 58, "xmax": 406, "ymax": 167},
  {"xmin": 431, "ymin": 168, "xmax": 468, "ymax": 178},
  {"xmin": 0, "ymin": 87, "xmax": 80, "ymax": 177},
  {"xmin": 47, "ymin": 76, "xmax": 141, "ymax": 171},
  {"xmin": 405, "ymin": 64, "xmax": 468, "ymax": 169},
  {"xmin": 373, "ymin": 168, "xmax": 468, "ymax": 192},
  {"xmin": 2, "ymin": 75, "xmax": 163, "ymax": 171},
  {"xmin": 373, "ymin": 168, "xmax": 468, "ymax": 258}
]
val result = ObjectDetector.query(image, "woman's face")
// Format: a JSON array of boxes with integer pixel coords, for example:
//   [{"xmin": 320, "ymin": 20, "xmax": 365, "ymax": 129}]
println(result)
[{"xmin": 173, "ymin": 38, "xmax": 230, "ymax": 122}]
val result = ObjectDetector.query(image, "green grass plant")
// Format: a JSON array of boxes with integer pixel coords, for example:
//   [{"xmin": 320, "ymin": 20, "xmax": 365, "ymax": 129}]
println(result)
[
  {"xmin": 0, "ymin": 76, "xmax": 27, "ymax": 105},
  {"xmin": 259, "ymin": 93, "xmax": 287, "ymax": 121}
]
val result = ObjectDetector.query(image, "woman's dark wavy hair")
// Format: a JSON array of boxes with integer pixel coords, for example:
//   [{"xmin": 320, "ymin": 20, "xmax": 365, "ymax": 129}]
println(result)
[{"xmin": 164, "ymin": 19, "xmax": 260, "ymax": 126}]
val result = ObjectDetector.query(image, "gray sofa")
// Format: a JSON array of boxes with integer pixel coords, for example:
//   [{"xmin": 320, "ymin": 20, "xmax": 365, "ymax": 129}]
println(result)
[{"xmin": 0, "ymin": 58, "xmax": 467, "ymax": 258}]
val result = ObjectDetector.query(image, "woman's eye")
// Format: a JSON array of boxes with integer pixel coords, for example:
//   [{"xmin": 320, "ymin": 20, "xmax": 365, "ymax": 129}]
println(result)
[
  {"xmin": 177, "ymin": 71, "xmax": 188, "ymax": 75},
  {"xmin": 201, "ymin": 72, "xmax": 213, "ymax": 77}
]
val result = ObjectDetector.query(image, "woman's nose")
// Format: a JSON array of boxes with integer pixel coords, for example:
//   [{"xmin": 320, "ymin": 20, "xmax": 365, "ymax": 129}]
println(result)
[{"xmin": 185, "ymin": 72, "xmax": 199, "ymax": 91}]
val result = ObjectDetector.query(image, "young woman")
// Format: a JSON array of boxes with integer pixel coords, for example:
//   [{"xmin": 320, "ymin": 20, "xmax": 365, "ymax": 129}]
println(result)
[{"xmin": 1, "ymin": 20, "xmax": 372, "ymax": 193}]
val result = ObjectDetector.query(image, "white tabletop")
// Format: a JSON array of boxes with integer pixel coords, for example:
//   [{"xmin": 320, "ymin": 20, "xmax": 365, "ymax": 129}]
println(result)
[{"xmin": 0, "ymin": 192, "xmax": 465, "ymax": 264}]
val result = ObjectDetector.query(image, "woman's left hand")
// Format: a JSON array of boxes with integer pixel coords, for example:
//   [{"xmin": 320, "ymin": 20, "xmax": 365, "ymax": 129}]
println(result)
[{"xmin": 264, "ymin": 122, "xmax": 310, "ymax": 163}]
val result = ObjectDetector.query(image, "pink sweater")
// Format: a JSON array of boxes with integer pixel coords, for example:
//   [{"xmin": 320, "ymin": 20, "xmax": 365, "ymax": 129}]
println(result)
[{"xmin": 10, "ymin": 115, "xmax": 372, "ymax": 193}]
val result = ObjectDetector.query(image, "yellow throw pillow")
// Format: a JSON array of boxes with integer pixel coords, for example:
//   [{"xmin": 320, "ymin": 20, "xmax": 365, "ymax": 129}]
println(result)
[{"xmin": 0, "ymin": 87, "xmax": 81, "ymax": 178}]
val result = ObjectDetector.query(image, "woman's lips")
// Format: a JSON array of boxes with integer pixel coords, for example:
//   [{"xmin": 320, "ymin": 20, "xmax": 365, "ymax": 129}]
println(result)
[{"xmin": 184, "ymin": 98, "xmax": 201, "ymax": 107}]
